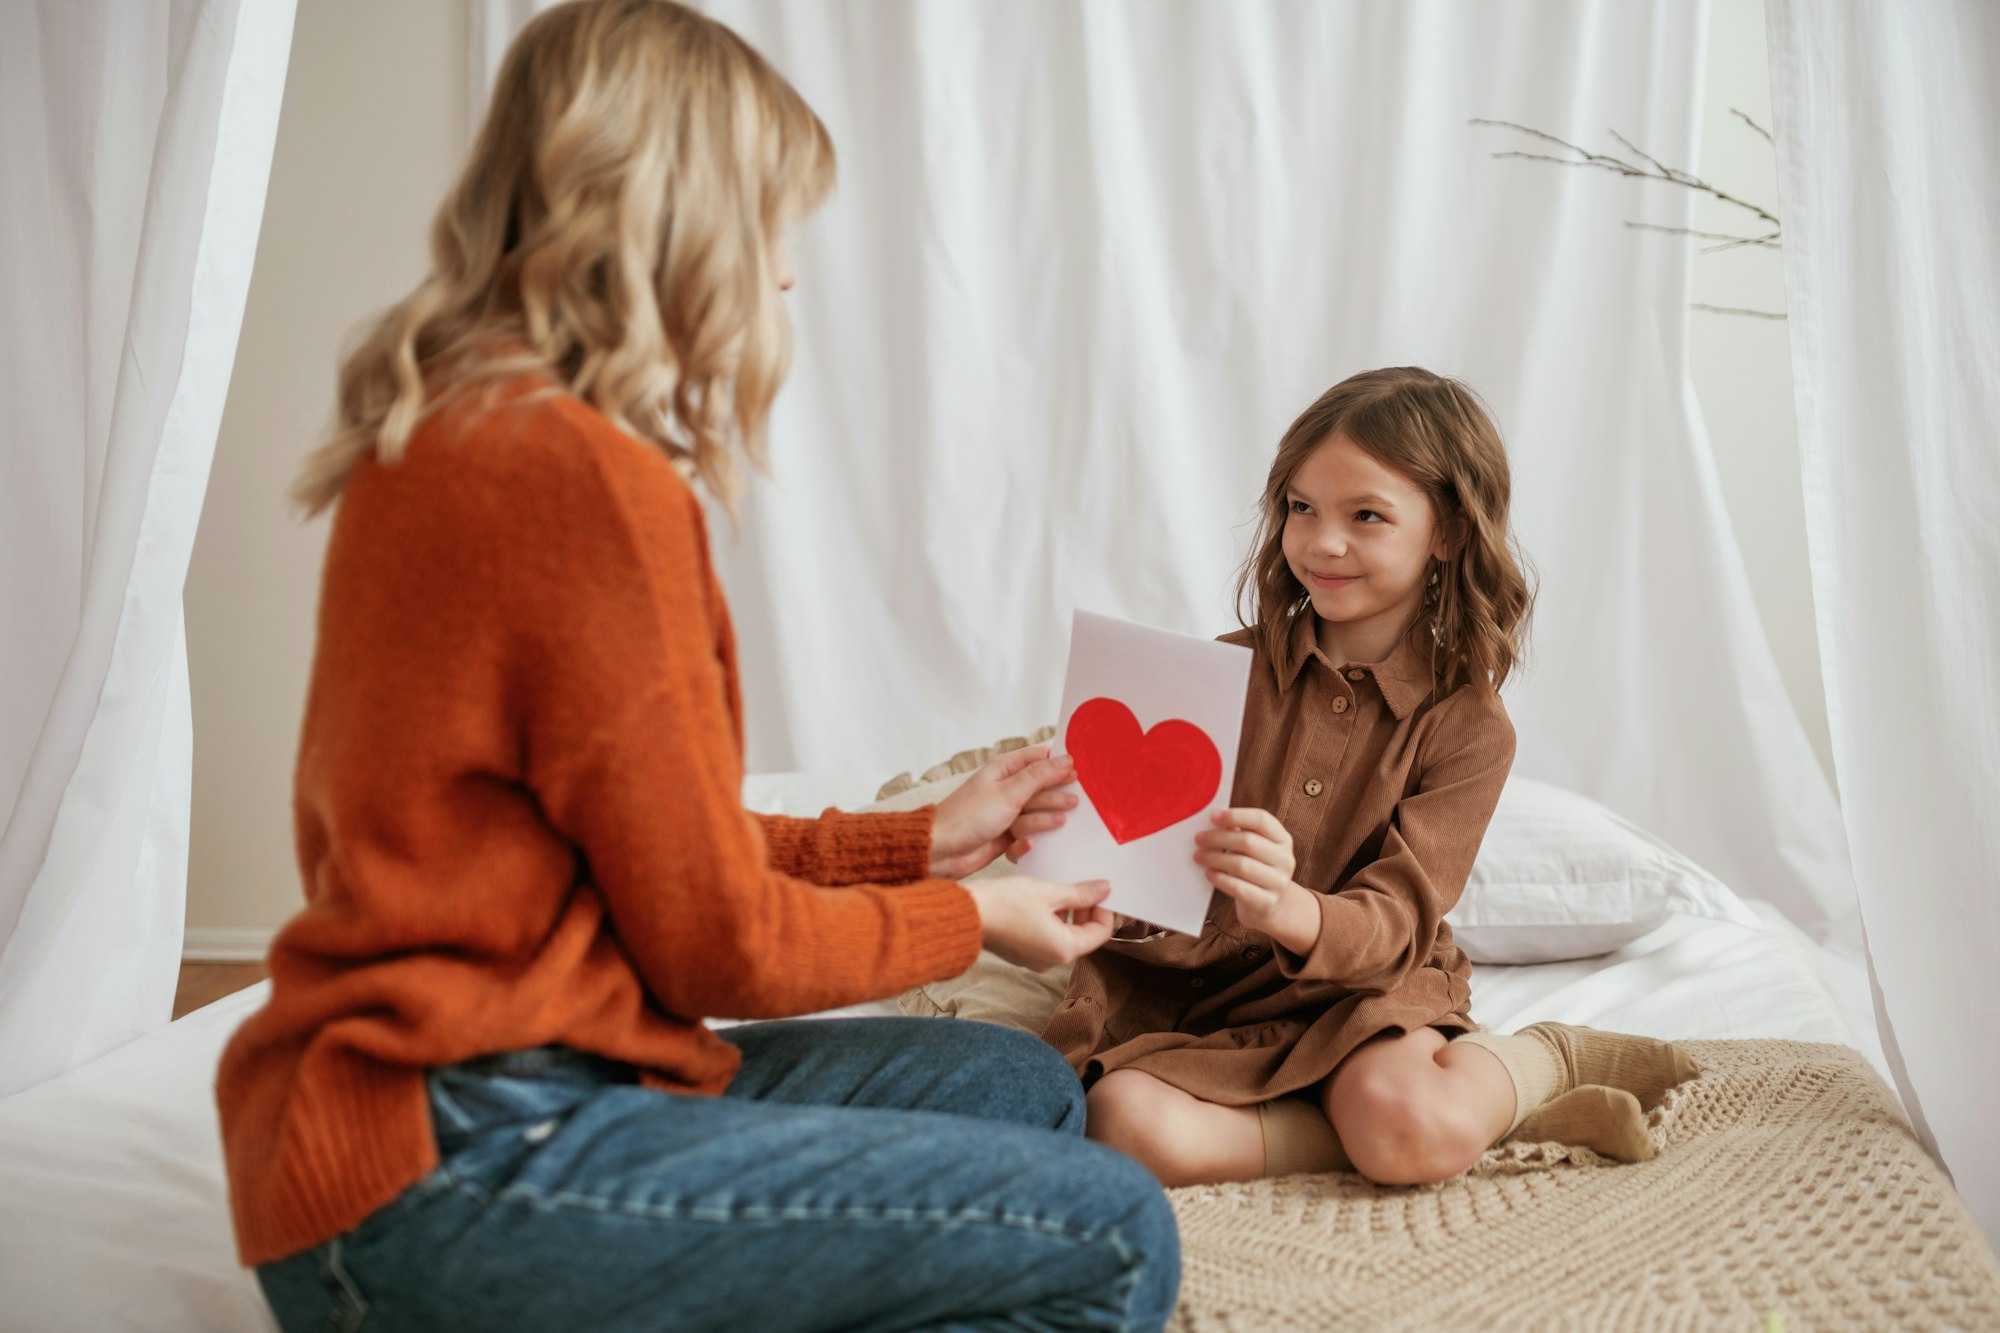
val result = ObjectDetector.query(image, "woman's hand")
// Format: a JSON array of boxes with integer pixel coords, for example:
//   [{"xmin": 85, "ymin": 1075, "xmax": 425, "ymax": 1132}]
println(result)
[
  {"xmin": 1194, "ymin": 808, "xmax": 1320, "ymax": 956},
  {"xmin": 1001, "ymin": 755, "xmax": 1082, "ymax": 862},
  {"xmin": 965, "ymin": 876, "xmax": 1116, "ymax": 971},
  {"xmin": 930, "ymin": 744, "xmax": 1079, "ymax": 878}
]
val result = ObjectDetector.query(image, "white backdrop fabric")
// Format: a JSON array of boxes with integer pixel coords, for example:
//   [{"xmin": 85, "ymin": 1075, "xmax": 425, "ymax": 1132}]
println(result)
[
  {"xmin": 1767, "ymin": 0, "xmax": 2000, "ymax": 1239},
  {"xmin": 470, "ymin": 2, "xmax": 1854, "ymax": 935},
  {"xmin": 0, "ymin": 0, "xmax": 294, "ymax": 1097}
]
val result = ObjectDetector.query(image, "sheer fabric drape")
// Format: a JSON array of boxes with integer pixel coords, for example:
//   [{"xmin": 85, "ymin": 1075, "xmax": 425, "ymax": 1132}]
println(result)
[
  {"xmin": 1767, "ymin": 0, "xmax": 2000, "ymax": 1239},
  {"xmin": 0, "ymin": 0, "xmax": 295, "ymax": 1096}
]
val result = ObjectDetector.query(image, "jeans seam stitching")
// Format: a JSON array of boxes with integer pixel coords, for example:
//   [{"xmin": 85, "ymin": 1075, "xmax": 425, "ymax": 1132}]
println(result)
[
  {"xmin": 523, "ymin": 1185, "xmax": 1152, "ymax": 1321},
  {"xmin": 319, "ymin": 1237, "xmax": 370, "ymax": 1332},
  {"xmin": 439, "ymin": 1164, "xmax": 493, "ymax": 1204},
  {"xmin": 427, "ymin": 1079, "xmax": 475, "ymax": 1133},
  {"xmin": 1102, "ymin": 1224, "xmax": 1141, "ymax": 1330},
  {"xmin": 449, "ymin": 1179, "xmax": 1150, "ymax": 1321},
  {"xmin": 500, "ymin": 1181, "xmax": 1120, "ymax": 1247}
]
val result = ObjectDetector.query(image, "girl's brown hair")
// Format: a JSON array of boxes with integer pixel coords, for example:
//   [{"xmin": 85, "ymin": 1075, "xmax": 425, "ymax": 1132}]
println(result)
[
  {"xmin": 291, "ymin": 0, "xmax": 834, "ymax": 519},
  {"xmin": 1234, "ymin": 367, "xmax": 1536, "ymax": 693}
]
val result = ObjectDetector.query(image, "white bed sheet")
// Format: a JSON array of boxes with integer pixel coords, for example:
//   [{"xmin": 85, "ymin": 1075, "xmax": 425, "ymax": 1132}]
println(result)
[{"xmin": 0, "ymin": 774, "xmax": 1886, "ymax": 1333}]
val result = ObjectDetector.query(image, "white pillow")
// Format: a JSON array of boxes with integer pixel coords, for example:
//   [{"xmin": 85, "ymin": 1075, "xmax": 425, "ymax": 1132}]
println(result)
[
  {"xmin": 1448, "ymin": 776, "xmax": 1762, "ymax": 963},
  {"xmin": 857, "ymin": 765, "xmax": 1759, "ymax": 971}
]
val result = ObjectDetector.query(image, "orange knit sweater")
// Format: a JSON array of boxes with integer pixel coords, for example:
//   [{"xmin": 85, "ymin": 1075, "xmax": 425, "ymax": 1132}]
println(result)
[{"xmin": 216, "ymin": 380, "xmax": 983, "ymax": 1266}]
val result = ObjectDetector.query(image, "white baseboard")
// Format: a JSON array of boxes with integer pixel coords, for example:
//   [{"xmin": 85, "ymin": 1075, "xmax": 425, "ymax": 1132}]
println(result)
[{"xmin": 182, "ymin": 927, "xmax": 276, "ymax": 962}]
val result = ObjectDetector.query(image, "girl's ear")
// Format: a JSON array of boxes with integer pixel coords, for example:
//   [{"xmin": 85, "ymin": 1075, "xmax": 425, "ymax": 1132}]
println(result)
[{"xmin": 1431, "ymin": 512, "xmax": 1464, "ymax": 563}]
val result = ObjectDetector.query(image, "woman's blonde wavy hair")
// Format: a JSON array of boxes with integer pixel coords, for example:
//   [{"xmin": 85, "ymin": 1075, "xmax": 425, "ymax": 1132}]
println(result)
[
  {"xmin": 291, "ymin": 0, "xmax": 834, "ymax": 518},
  {"xmin": 1235, "ymin": 367, "xmax": 1537, "ymax": 693}
]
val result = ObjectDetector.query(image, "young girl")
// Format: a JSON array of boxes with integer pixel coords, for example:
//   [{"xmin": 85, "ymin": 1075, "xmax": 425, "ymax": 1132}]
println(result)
[
  {"xmin": 218, "ymin": 3, "xmax": 1177, "ymax": 1329},
  {"xmin": 1013, "ymin": 367, "xmax": 1698, "ymax": 1187}
]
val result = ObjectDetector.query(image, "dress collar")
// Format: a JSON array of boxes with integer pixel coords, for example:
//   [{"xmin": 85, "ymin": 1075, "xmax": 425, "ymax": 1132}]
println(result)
[{"xmin": 1272, "ymin": 611, "xmax": 1439, "ymax": 719}]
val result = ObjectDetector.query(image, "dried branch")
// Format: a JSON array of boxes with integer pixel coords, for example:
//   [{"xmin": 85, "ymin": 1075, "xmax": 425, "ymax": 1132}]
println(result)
[
  {"xmin": 1730, "ymin": 108, "xmax": 1774, "ymax": 144},
  {"xmin": 1609, "ymin": 128, "xmax": 1688, "ymax": 184},
  {"xmin": 1692, "ymin": 302, "xmax": 1787, "ymax": 320},
  {"xmin": 1625, "ymin": 221, "xmax": 1782, "ymax": 251},
  {"xmin": 1473, "ymin": 116, "xmax": 1789, "ymax": 320},
  {"xmin": 1698, "ymin": 231, "xmax": 1783, "ymax": 255},
  {"xmin": 1470, "ymin": 117, "xmax": 1781, "ymax": 230}
]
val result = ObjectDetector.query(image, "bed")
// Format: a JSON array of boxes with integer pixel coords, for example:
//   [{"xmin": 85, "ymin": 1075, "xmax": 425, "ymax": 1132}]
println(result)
[{"xmin": 1, "ymin": 770, "xmax": 1992, "ymax": 1332}]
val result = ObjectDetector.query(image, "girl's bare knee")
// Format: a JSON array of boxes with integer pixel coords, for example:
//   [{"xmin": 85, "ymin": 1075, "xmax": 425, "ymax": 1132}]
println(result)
[
  {"xmin": 1085, "ymin": 1071, "xmax": 1169, "ymax": 1154},
  {"xmin": 1086, "ymin": 1070, "xmax": 1224, "ymax": 1185},
  {"xmin": 1328, "ymin": 1068, "xmax": 1486, "ymax": 1185}
]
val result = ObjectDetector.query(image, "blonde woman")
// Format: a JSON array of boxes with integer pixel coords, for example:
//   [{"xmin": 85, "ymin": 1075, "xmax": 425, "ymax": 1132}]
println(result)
[{"xmin": 217, "ymin": 3, "xmax": 1177, "ymax": 1328}]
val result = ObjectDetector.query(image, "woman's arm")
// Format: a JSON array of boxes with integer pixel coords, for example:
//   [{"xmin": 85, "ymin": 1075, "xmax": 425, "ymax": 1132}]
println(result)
[
  {"xmin": 750, "ymin": 808, "xmax": 939, "ymax": 885},
  {"xmin": 507, "ymin": 435, "xmax": 981, "ymax": 1018},
  {"xmin": 540, "ymin": 670, "xmax": 984, "ymax": 1021}
]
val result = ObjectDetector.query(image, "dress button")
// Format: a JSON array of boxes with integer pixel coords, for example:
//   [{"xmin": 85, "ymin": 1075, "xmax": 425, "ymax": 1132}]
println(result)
[
  {"xmin": 1332, "ymin": 696, "xmax": 1350, "ymax": 714},
  {"xmin": 1347, "ymin": 669, "xmax": 1365, "ymax": 681},
  {"xmin": 1303, "ymin": 778, "xmax": 1324, "ymax": 797},
  {"xmin": 1189, "ymin": 976, "xmax": 1207, "ymax": 989}
]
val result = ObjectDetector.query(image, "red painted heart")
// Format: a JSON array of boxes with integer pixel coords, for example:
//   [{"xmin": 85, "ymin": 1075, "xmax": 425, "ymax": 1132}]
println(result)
[{"xmin": 1064, "ymin": 696, "xmax": 1223, "ymax": 845}]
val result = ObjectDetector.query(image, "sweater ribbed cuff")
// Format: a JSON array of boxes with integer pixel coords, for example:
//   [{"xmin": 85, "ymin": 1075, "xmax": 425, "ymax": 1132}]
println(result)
[
  {"xmin": 762, "ymin": 807, "xmax": 937, "ymax": 886},
  {"xmin": 890, "ymin": 877, "xmax": 985, "ymax": 982}
]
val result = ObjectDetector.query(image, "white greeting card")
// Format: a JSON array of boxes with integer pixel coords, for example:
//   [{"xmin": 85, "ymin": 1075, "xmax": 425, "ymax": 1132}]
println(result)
[{"xmin": 1017, "ymin": 610, "xmax": 1253, "ymax": 936}]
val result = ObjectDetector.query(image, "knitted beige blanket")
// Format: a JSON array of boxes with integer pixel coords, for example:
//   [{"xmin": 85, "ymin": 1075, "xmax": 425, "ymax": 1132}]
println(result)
[{"xmin": 1164, "ymin": 1040, "xmax": 2000, "ymax": 1332}]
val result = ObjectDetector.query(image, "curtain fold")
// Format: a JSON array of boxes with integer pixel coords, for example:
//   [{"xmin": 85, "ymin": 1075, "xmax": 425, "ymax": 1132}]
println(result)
[
  {"xmin": 0, "ymin": 0, "xmax": 296, "ymax": 1097},
  {"xmin": 469, "ymin": 0, "xmax": 1855, "ymax": 937},
  {"xmin": 1766, "ymin": 0, "xmax": 2000, "ymax": 1239}
]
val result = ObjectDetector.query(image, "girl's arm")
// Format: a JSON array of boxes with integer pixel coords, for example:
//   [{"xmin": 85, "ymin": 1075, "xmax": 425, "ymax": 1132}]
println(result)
[{"xmin": 1199, "ymin": 691, "xmax": 1514, "ymax": 993}]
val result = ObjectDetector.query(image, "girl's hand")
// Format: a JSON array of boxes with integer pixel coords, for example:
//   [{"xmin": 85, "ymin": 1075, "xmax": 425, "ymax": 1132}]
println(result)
[
  {"xmin": 1194, "ymin": 808, "xmax": 1320, "ymax": 956},
  {"xmin": 930, "ymin": 745, "xmax": 1078, "ymax": 878},
  {"xmin": 965, "ymin": 876, "xmax": 1116, "ymax": 971}
]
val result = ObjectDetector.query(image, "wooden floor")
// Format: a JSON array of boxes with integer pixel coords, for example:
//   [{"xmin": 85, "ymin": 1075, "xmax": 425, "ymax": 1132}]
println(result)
[{"xmin": 173, "ymin": 962, "xmax": 267, "ymax": 1019}]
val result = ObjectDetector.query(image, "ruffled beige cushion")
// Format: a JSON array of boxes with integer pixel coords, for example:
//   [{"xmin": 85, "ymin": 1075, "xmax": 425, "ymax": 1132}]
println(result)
[{"xmin": 872, "ymin": 726, "xmax": 1055, "ymax": 801}]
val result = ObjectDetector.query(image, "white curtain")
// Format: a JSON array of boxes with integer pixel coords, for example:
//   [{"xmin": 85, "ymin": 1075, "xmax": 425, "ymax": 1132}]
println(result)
[
  {"xmin": 0, "ymin": 0, "xmax": 295, "ymax": 1098},
  {"xmin": 469, "ymin": 1, "xmax": 1854, "ymax": 936},
  {"xmin": 1767, "ymin": 0, "xmax": 2000, "ymax": 1238}
]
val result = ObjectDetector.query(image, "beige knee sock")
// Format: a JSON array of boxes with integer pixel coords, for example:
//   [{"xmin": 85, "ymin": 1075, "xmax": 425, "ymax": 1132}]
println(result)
[
  {"xmin": 1257, "ymin": 1095, "xmax": 1353, "ymax": 1176},
  {"xmin": 1452, "ymin": 1029, "xmax": 1561, "ymax": 1135},
  {"xmin": 1523, "ymin": 1023, "xmax": 1699, "ymax": 1110},
  {"xmin": 1454, "ymin": 1023, "xmax": 1698, "ymax": 1133},
  {"xmin": 1512, "ymin": 1085, "xmax": 1656, "ymax": 1163}
]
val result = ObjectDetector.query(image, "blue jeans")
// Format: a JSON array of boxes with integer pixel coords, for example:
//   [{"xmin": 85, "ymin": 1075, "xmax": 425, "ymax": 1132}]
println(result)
[{"xmin": 254, "ymin": 1018, "xmax": 1179, "ymax": 1331}]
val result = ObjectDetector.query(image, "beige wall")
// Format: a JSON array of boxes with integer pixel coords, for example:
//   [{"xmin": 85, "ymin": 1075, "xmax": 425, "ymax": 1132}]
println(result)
[
  {"xmin": 184, "ymin": 0, "xmax": 465, "ymax": 946},
  {"xmin": 183, "ymin": 0, "xmax": 1830, "ymax": 944}
]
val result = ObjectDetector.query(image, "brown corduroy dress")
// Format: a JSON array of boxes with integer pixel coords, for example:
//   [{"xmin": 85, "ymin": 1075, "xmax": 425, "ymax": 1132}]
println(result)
[{"xmin": 1041, "ymin": 612, "xmax": 1515, "ymax": 1105}]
